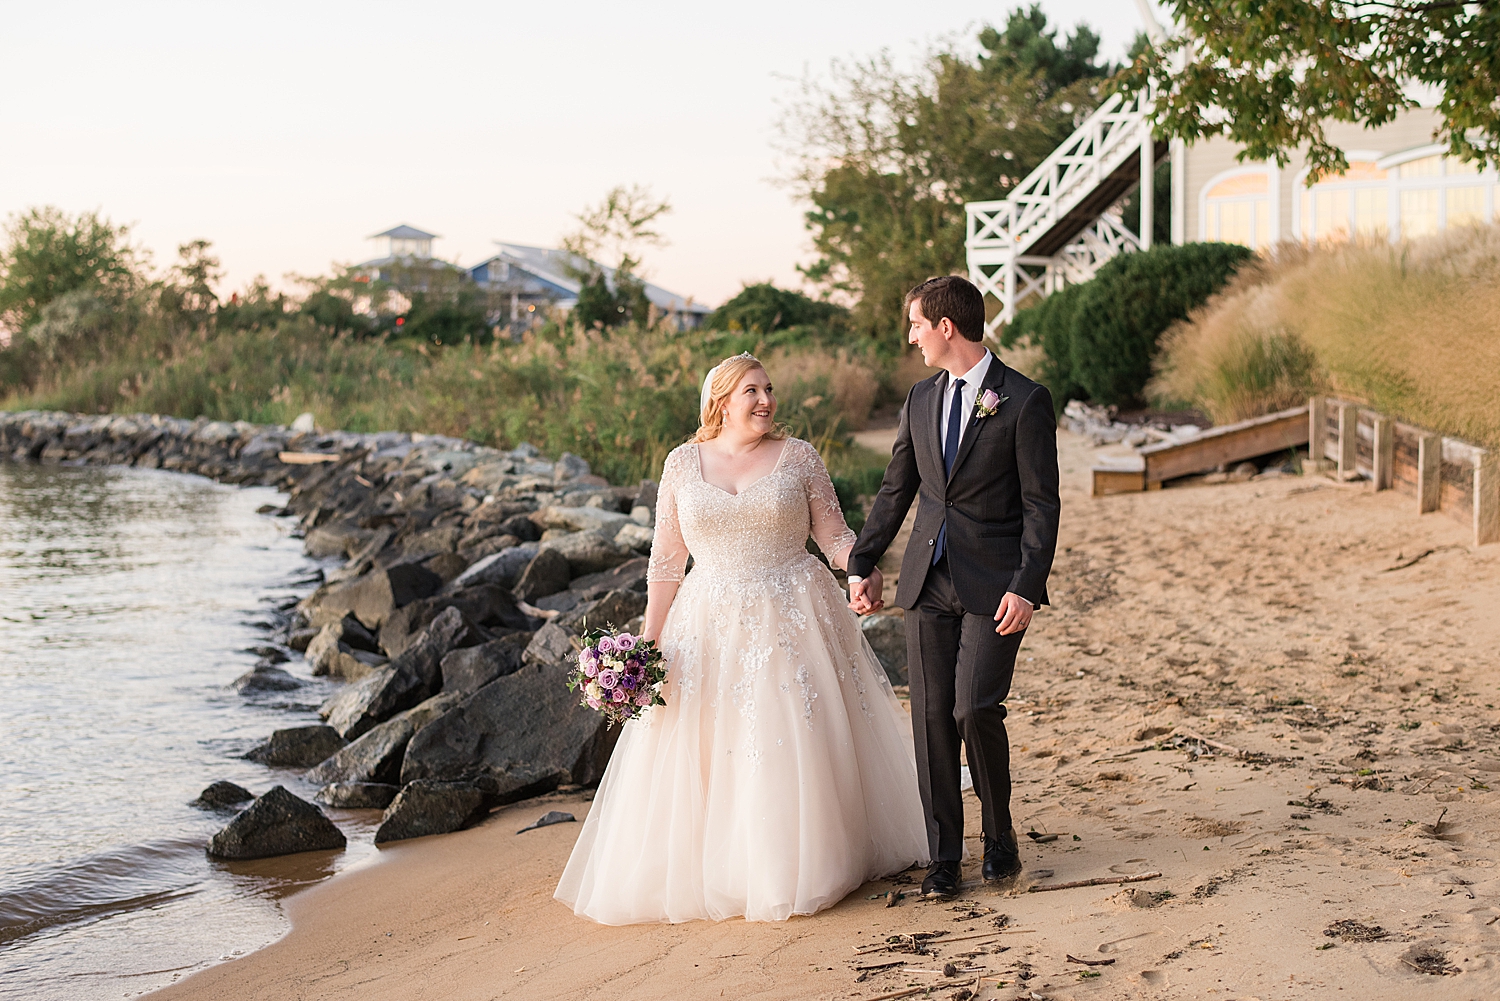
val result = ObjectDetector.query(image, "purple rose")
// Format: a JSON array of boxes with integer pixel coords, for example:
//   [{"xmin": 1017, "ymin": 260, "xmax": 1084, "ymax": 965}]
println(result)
[
  {"xmin": 615, "ymin": 634, "xmax": 636, "ymax": 652},
  {"xmin": 634, "ymin": 691, "xmax": 653, "ymax": 706},
  {"xmin": 597, "ymin": 669, "xmax": 619, "ymax": 690},
  {"xmin": 596, "ymin": 636, "xmax": 617, "ymax": 654},
  {"xmin": 586, "ymin": 697, "xmax": 603, "ymax": 710},
  {"xmin": 582, "ymin": 660, "xmax": 599, "ymax": 678},
  {"xmin": 611, "ymin": 687, "xmax": 628, "ymax": 703},
  {"xmin": 980, "ymin": 388, "xmax": 1001, "ymax": 411}
]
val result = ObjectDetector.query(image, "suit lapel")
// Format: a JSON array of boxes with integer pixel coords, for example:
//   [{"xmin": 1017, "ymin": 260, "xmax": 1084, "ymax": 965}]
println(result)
[
  {"xmin": 947, "ymin": 353, "xmax": 1008, "ymax": 483},
  {"xmin": 919, "ymin": 373, "xmax": 946, "ymax": 480}
]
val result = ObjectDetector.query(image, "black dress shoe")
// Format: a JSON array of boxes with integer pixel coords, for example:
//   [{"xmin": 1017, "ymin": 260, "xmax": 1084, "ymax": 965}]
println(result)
[
  {"xmin": 982, "ymin": 830, "xmax": 1022, "ymax": 882},
  {"xmin": 920, "ymin": 860, "xmax": 961, "ymax": 899}
]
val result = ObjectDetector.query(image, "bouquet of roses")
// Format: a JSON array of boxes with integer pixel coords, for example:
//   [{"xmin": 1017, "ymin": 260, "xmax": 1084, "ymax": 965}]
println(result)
[{"xmin": 566, "ymin": 626, "xmax": 667, "ymax": 728}]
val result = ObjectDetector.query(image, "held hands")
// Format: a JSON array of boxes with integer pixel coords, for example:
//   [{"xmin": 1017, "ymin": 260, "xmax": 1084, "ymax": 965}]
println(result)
[
  {"xmin": 994, "ymin": 592, "xmax": 1033, "ymax": 635},
  {"xmin": 847, "ymin": 567, "xmax": 885, "ymax": 615}
]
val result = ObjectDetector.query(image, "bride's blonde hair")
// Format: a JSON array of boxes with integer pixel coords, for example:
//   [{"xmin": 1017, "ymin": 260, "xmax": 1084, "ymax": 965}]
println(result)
[{"xmin": 693, "ymin": 353, "xmax": 790, "ymax": 443}]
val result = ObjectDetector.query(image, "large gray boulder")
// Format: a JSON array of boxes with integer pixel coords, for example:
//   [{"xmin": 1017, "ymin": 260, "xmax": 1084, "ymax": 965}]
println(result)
[
  {"xmin": 192, "ymin": 780, "xmax": 254, "ymax": 810},
  {"xmin": 245, "ymin": 725, "xmax": 347, "ymax": 768},
  {"xmin": 448, "ymin": 543, "xmax": 538, "ymax": 591},
  {"xmin": 439, "ymin": 633, "xmax": 531, "ymax": 695},
  {"xmin": 306, "ymin": 691, "xmax": 465, "ymax": 785},
  {"xmin": 540, "ymin": 530, "xmax": 632, "ymax": 577},
  {"xmin": 231, "ymin": 665, "xmax": 302, "ymax": 693},
  {"xmin": 320, "ymin": 607, "xmax": 475, "ymax": 739},
  {"xmin": 512, "ymin": 547, "xmax": 572, "ymax": 602},
  {"xmin": 207, "ymin": 786, "xmax": 346, "ymax": 859},
  {"xmin": 399, "ymin": 659, "xmax": 617, "ymax": 798},
  {"xmin": 374, "ymin": 780, "xmax": 488, "ymax": 844},
  {"xmin": 531, "ymin": 504, "xmax": 630, "ymax": 536},
  {"xmin": 305, "ymin": 715, "xmax": 413, "ymax": 785},
  {"xmin": 521, "ymin": 621, "xmax": 577, "ymax": 668},
  {"xmin": 315, "ymin": 782, "xmax": 400, "ymax": 810},
  {"xmin": 305, "ymin": 622, "xmax": 386, "ymax": 680},
  {"xmin": 860, "ymin": 613, "xmax": 908, "ymax": 686},
  {"xmin": 567, "ymin": 557, "xmax": 648, "ymax": 600},
  {"xmin": 580, "ymin": 588, "xmax": 647, "ymax": 631},
  {"xmin": 312, "ymin": 562, "xmax": 442, "ymax": 630},
  {"xmin": 378, "ymin": 583, "xmax": 530, "ymax": 658}
]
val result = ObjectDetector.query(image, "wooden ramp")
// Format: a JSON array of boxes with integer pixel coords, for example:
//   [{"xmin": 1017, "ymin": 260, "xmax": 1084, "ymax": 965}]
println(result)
[{"xmin": 1091, "ymin": 405, "xmax": 1309, "ymax": 496}]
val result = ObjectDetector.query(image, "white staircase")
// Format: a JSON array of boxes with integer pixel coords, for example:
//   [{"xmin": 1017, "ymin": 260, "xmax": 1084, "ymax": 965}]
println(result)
[{"xmin": 966, "ymin": 89, "xmax": 1166, "ymax": 336}]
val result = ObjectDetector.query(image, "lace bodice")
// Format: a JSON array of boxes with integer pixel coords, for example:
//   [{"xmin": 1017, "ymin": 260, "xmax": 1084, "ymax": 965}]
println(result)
[{"xmin": 646, "ymin": 438, "xmax": 857, "ymax": 583}]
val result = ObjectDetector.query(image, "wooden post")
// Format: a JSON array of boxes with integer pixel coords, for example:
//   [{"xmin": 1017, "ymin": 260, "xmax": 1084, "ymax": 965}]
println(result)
[
  {"xmin": 1306, "ymin": 396, "xmax": 1327, "ymax": 474},
  {"xmin": 1372, "ymin": 415, "xmax": 1395, "ymax": 491},
  {"xmin": 1417, "ymin": 433, "xmax": 1442, "ymax": 514},
  {"xmin": 1476, "ymin": 452, "xmax": 1498, "ymax": 546},
  {"xmin": 1336, "ymin": 402, "xmax": 1358, "ymax": 481}
]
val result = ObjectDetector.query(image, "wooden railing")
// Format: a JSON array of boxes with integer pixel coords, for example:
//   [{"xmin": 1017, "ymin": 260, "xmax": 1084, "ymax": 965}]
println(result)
[{"xmin": 1089, "ymin": 397, "xmax": 1497, "ymax": 547}]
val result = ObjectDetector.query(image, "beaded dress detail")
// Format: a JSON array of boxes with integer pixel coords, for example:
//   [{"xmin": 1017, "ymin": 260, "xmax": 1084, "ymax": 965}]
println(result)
[{"xmin": 556, "ymin": 438, "xmax": 929, "ymax": 924}]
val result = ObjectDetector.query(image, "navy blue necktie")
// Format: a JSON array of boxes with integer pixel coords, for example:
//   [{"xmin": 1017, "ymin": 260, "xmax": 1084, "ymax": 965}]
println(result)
[{"xmin": 932, "ymin": 378, "xmax": 965, "ymax": 565}]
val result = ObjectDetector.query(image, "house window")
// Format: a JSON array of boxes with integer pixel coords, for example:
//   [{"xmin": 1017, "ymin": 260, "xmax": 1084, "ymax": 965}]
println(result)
[
  {"xmin": 1204, "ymin": 172, "xmax": 1272, "ymax": 249},
  {"xmin": 1299, "ymin": 150, "xmax": 1495, "ymax": 242},
  {"xmin": 1299, "ymin": 159, "xmax": 1390, "ymax": 242}
]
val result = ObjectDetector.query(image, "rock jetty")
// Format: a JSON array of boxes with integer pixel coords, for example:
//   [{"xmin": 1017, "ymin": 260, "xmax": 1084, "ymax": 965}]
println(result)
[{"xmin": 0, "ymin": 409, "xmax": 658, "ymax": 853}]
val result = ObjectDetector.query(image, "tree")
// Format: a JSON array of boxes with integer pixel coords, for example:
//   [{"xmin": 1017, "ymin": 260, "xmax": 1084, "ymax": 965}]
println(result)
[
  {"xmin": 1120, "ymin": 2, "xmax": 1500, "ymax": 178},
  {"xmin": 562, "ymin": 184, "xmax": 672, "ymax": 329},
  {"xmin": 0, "ymin": 206, "xmax": 143, "ymax": 332},
  {"xmin": 704, "ymin": 282, "xmax": 847, "ymax": 333},
  {"xmin": 157, "ymin": 240, "xmax": 222, "ymax": 328},
  {"xmin": 781, "ymin": 6, "xmax": 1114, "ymax": 337}
]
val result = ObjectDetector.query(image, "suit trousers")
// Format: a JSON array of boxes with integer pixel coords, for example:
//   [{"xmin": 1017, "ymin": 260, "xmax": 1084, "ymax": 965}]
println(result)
[{"xmin": 906, "ymin": 556, "xmax": 1025, "ymax": 862}]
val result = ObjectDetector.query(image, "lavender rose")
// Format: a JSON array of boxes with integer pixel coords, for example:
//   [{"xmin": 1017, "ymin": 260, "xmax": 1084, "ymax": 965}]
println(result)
[
  {"xmin": 596, "ymin": 636, "xmax": 617, "ymax": 654},
  {"xmin": 615, "ymin": 634, "xmax": 637, "ymax": 652},
  {"xmin": 611, "ymin": 687, "xmax": 628, "ymax": 703},
  {"xmin": 597, "ymin": 669, "xmax": 619, "ymax": 690}
]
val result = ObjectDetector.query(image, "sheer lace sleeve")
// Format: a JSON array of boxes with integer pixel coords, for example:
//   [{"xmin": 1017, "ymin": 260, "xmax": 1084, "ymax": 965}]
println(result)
[
  {"xmin": 646, "ymin": 444, "xmax": 693, "ymax": 583},
  {"xmin": 795, "ymin": 439, "xmax": 858, "ymax": 570}
]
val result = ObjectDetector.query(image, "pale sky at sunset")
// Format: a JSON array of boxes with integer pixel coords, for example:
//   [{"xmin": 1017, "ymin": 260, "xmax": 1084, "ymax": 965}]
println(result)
[{"xmin": 3, "ymin": 1, "xmax": 1163, "ymax": 307}]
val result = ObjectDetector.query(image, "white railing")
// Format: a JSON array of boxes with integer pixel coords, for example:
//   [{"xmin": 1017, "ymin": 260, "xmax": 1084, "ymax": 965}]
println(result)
[{"xmin": 966, "ymin": 89, "xmax": 1156, "ymax": 334}]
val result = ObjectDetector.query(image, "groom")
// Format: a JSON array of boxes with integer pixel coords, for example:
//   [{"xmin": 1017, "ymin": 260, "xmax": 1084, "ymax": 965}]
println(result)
[{"xmin": 848, "ymin": 275, "xmax": 1059, "ymax": 899}]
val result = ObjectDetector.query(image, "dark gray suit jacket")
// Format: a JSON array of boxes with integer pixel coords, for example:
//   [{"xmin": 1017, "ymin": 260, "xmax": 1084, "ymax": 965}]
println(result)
[{"xmin": 848, "ymin": 353, "xmax": 1060, "ymax": 613}]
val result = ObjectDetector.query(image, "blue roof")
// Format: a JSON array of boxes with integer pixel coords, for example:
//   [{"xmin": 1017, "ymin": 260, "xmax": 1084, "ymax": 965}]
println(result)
[
  {"xmin": 474, "ymin": 243, "xmax": 712, "ymax": 314},
  {"xmin": 371, "ymin": 224, "xmax": 438, "ymax": 240}
]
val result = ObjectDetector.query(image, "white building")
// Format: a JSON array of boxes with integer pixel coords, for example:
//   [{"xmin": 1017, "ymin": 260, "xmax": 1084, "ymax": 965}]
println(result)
[{"xmin": 966, "ymin": 94, "xmax": 1497, "ymax": 335}]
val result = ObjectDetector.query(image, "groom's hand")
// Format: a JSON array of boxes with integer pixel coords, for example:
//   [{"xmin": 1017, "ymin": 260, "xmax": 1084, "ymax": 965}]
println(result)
[
  {"xmin": 848, "ymin": 567, "xmax": 885, "ymax": 615},
  {"xmin": 994, "ymin": 592, "xmax": 1033, "ymax": 635}
]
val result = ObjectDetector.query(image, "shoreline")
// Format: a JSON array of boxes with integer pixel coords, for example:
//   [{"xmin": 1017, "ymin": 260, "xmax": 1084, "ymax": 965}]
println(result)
[
  {"xmin": 145, "ymin": 428, "xmax": 1500, "ymax": 999},
  {"xmin": 9, "ymin": 413, "xmax": 1500, "ymax": 998}
]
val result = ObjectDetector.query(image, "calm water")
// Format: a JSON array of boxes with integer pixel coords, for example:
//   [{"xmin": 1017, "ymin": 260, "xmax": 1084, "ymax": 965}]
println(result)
[{"xmin": 0, "ymin": 463, "xmax": 379, "ymax": 1000}]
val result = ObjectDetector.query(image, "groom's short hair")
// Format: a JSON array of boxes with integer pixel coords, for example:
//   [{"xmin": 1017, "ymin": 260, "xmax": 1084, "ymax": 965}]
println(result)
[{"xmin": 904, "ymin": 275, "xmax": 985, "ymax": 341}]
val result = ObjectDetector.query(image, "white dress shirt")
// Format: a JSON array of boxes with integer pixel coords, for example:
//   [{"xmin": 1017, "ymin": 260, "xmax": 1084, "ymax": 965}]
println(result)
[{"xmin": 939, "ymin": 350, "xmax": 993, "ymax": 447}]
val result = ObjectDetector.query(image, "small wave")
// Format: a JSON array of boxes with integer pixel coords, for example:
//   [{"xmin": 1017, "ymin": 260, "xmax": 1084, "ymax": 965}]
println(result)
[{"xmin": 0, "ymin": 838, "xmax": 206, "ymax": 946}]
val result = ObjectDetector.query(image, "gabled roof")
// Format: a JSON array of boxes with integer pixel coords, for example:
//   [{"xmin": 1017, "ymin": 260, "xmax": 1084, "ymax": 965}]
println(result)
[
  {"xmin": 480, "ymin": 243, "xmax": 713, "ymax": 314},
  {"xmin": 371, "ymin": 224, "xmax": 438, "ymax": 240}
]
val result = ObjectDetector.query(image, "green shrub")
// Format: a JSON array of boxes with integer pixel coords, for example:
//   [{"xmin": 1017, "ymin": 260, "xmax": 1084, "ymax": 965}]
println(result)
[
  {"xmin": 1001, "ymin": 281, "xmax": 1089, "ymax": 405},
  {"xmin": 1069, "ymin": 243, "xmax": 1252, "ymax": 406},
  {"xmin": 1003, "ymin": 242, "xmax": 1252, "ymax": 407}
]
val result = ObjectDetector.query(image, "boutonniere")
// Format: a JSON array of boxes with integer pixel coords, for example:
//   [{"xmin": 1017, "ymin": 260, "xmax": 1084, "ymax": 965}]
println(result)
[{"xmin": 973, "ymin": 388, "xmax": 1007, "ymax": 420}]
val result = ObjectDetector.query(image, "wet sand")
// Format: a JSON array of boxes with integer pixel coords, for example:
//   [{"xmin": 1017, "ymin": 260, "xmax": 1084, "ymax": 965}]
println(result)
[{"xmin": 150, "ymin": 429, "xmax": 1500, "ymax": 1000}]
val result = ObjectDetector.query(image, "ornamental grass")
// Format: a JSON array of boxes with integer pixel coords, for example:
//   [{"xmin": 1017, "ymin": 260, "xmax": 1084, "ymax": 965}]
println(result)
[{"xmin": 1152, "ymin": 224, "xmax": 1500, "ymax": 447}]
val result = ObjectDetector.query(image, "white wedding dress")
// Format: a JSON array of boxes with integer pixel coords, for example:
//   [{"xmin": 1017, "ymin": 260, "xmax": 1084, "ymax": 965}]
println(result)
[{"xmin": 555, "ymin": 437, "xmax": 929, "ymax": 924}]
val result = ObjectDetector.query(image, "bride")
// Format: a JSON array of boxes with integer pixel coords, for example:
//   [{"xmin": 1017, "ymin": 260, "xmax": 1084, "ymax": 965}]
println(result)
[{"xmin": 555, "ymin": 352, "xmax": 930, "ymax": 924}]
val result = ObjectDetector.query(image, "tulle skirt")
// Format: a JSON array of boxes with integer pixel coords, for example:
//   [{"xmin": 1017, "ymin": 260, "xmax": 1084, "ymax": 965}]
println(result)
[{"xmin": 555, "ymin": 555, "xmax": 929, "ymax": 924}]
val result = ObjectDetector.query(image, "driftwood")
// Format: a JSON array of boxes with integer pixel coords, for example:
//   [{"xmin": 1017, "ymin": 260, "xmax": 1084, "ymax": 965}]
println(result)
[
  {"xmin": 1027, "ymin": 871, "xmax": 1162, "ymax": 893},
  {"xmin": 855, "ymin": 979, "xmax": 979, "ymax": 1001},
  {"xmin": 1066, "ymin": 954, "xmax": 1116, "ymax": 966}
]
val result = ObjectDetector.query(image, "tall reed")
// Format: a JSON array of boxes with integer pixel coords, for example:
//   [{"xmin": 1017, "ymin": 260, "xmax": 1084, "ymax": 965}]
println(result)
[{"xmin": 1152, "ymin": 225, "xmax": 1500, "ymax": 447}]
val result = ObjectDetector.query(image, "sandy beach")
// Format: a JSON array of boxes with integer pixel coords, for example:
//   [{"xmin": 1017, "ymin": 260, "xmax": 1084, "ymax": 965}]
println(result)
[{"xmin": 150, "ymin": 428, "xmax": 1500, "ymax": 1000}]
